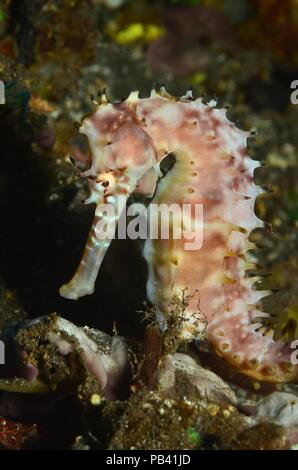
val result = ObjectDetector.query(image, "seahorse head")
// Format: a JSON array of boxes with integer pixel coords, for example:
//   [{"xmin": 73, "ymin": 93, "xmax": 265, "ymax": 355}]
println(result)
[
  {"xmin": 81, "ymin": 92, "xmax": 159, "ymax": 196},
  {"xmin": 60, "ymin": 91, "xmax": 158, "ymax": 300}
]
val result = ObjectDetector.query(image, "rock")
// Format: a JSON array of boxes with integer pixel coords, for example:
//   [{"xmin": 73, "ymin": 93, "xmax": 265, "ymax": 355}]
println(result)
[
  {"xmin": 256, "ymin": 391, "xmax": 298, "ymax": 426},
  {"xmin": 159, "ymin": 353, "xmax": 237, "ymax": 405},
  {"xmin": 0, "ymin": 314, "xmax": 131, "ymax": 401},
  {"xmin": 255, "ymin": 391, "xmax": 298, "ymax": 447}
]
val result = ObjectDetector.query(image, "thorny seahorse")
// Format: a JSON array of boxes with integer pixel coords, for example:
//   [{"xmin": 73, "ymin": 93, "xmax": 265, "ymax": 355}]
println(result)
[{"xmin": 59, "ymin": 89, "xmax": 298, "ymax": 383}]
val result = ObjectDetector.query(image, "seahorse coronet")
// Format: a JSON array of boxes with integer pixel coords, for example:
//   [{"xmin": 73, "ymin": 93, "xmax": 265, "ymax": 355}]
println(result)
[{"xmin": 60, "ymin": 88, "xmax": 298, "ymax": 384}]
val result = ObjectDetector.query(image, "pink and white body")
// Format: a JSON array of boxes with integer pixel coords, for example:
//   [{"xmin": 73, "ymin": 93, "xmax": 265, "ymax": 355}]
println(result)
[{"xmin": 60, "ymin": 89, "xmax": 298, "ymax": 383}]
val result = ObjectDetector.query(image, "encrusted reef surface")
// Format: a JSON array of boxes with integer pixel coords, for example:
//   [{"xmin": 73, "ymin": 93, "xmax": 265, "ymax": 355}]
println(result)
[
  {"xmin": 1, "ymin": 315, "xmax": 298, "ymax": 450},
  {"xmin": 0, "ymin": 0, "xmax": 297, "ymax": 450}
]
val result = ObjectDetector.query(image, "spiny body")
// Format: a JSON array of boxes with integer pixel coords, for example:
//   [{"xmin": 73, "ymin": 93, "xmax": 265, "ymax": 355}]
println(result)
[{"xmin": 60, "ymin": 89, "xmax": 298, "ymax": 383}]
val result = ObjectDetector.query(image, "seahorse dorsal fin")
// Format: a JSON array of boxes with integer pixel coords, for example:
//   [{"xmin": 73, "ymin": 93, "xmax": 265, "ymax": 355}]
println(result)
[
  {"xmin": 99, "ymin": 92, "xmax": 108, "ymax": 104},
  {"xmin": 150, "ymin": 88, "xmax": 158, "ymax": 98},
  {"xmin": 181, "ymin": 89, "xmax": 193, "ymax": 100},
  {"xmin": 207, "ymin": 98, "xmax": 217, "ymax": 108},
  {"xmin": 159, "ymin": 86, "xmax": 172, "ymax": 98},
  {"xmin": 90, "ymin": 94, "xmax": 99, "ymax": 106},
  {"xmin": 126, "ymin": 90, "xmax": 139, "ymax": 102}
]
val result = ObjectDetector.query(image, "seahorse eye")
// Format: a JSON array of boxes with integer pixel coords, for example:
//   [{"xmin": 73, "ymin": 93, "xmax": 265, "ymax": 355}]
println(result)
[{"xmin": 96, "ymin": 172, "xmax": 117, "ymax": 194}]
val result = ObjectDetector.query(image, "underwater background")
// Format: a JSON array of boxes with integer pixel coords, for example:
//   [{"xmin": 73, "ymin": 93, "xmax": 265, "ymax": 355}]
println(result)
[{"xmin": 0, "ymin": 0, "xmax": 298, "ymax": 450}]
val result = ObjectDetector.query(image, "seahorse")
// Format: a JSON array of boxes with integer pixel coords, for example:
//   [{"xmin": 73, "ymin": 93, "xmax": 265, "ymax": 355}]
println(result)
[{"xmin": 59, "ymin": 89, "xmax": 298, "ymax": 383}]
